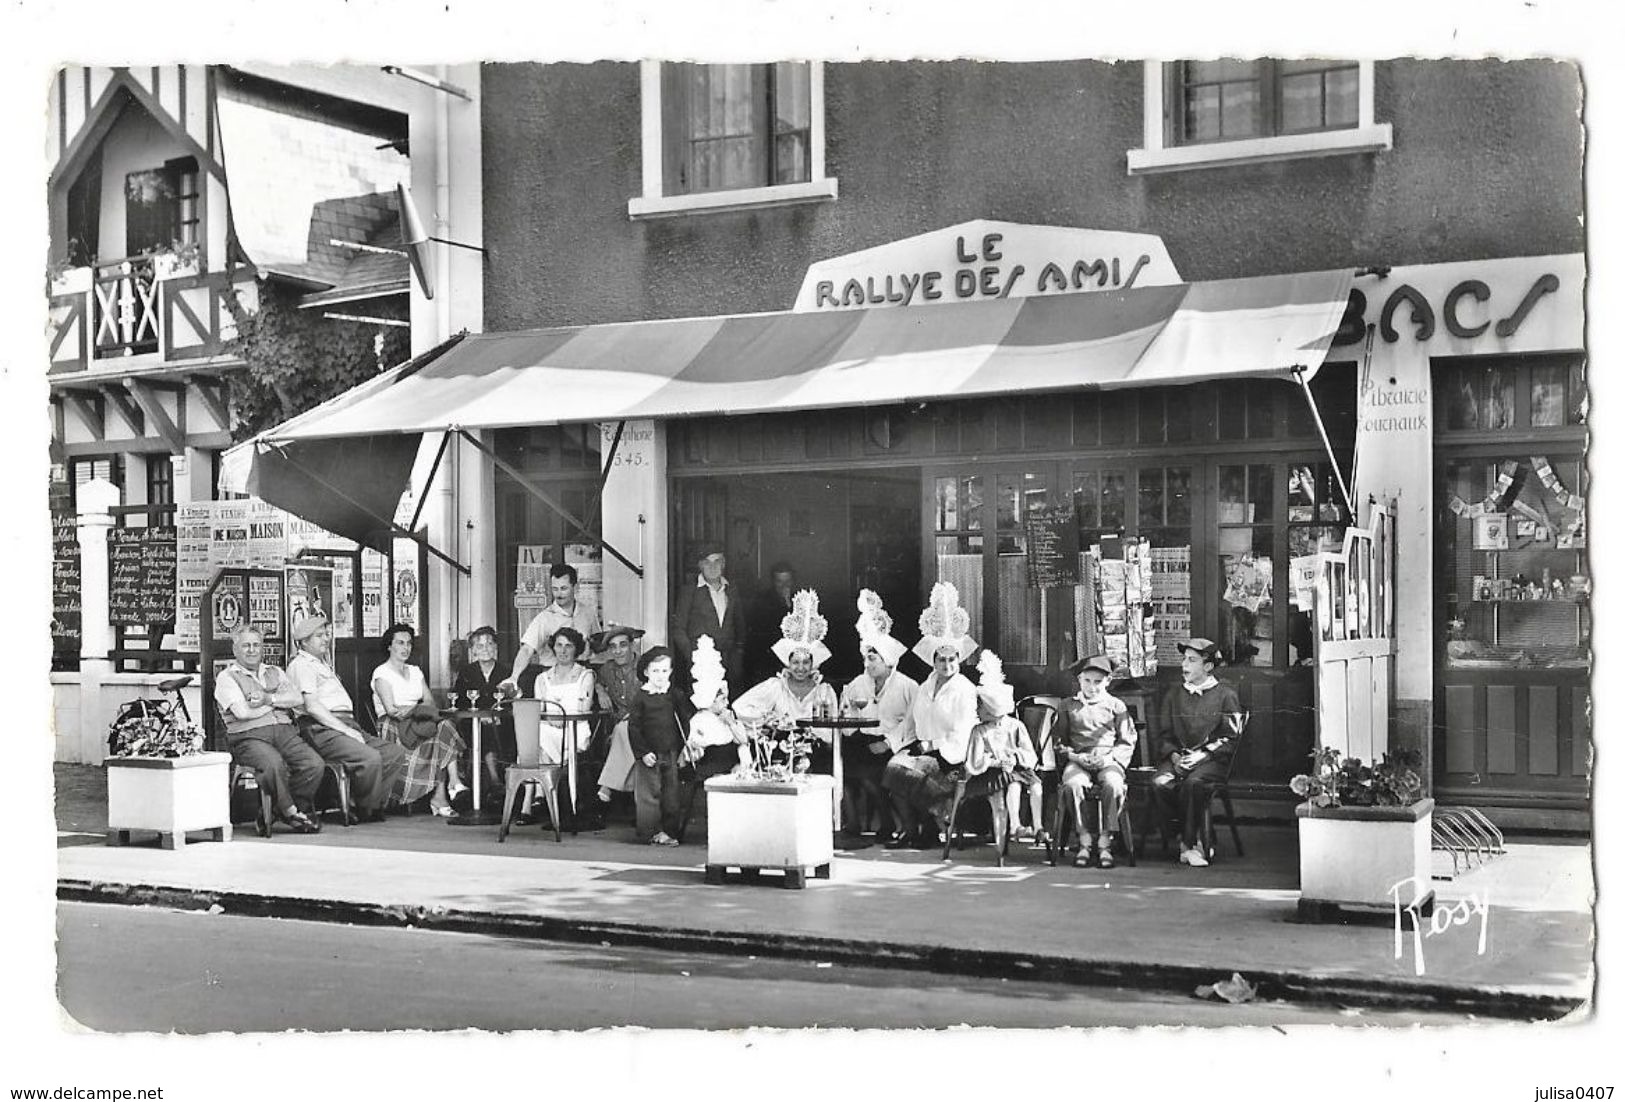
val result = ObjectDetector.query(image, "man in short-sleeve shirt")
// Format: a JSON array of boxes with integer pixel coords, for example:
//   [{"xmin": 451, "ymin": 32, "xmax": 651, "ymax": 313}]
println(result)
[
  {"xmin": 215, "ymin": 626, "xmax": 323, "ymax": 832},
  {"xmin": 504, "ymin": 563, "xmax": 602, "ymax": 692}
]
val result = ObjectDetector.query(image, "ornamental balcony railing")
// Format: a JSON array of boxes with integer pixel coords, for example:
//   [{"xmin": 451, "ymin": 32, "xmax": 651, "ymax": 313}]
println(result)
[{"xmin": 47, "ymin": 258, "xmax": 258, "ymax": 376}]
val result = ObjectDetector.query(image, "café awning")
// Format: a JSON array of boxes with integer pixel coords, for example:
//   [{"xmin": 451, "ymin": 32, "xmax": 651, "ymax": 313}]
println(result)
[{"xmin": 260, "ymin": 269, "xmax": 1356, "ymax": 442}]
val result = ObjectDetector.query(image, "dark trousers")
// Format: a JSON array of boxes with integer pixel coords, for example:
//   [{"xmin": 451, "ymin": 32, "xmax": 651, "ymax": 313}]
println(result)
[
  {"xmin": 1151, "ymin": 757, "xmax": 1229, "ymax": 849},
  {"xmin": 633, "ymin": 753, "xmax": 682, "ymax": 841},
  {"xmin": 302, "ymin": 722, "xmax": 408, "ymax": 812},
  {"xmin": 227, "ymin": 723, "xmax": 324, "ymax": 816}
]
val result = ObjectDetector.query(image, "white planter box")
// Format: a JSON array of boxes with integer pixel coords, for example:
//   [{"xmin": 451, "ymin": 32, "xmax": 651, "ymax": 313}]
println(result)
[
  {"xmin": 152, "ymin": 253, "xmax": 201, "ymax": 281},
  {"xmin": 50, "ymin": 266, "xmax": 93, "ymax": 296},
  {"xmin": 106, "ymin": 752, "xmax": 233, "ymax": 848},
  {"xmin": 705, "ymin": 775, "xmax": 835, "ymax": 887},
  {"xmin": 1297, "ymin": 798, "xmax": 1434, "ymax": 916}
]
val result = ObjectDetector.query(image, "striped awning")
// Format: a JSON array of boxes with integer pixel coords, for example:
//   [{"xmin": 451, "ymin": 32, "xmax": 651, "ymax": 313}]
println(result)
[{"xmin": 262, "ymin": 268, "xmax": 1355, "ymax": 443}]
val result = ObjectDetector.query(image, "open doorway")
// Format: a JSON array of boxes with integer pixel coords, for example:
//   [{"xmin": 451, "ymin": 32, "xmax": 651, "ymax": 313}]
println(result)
[{"xmin": 674, "ymin": 468, "xmax": 922, "ymax": 686}]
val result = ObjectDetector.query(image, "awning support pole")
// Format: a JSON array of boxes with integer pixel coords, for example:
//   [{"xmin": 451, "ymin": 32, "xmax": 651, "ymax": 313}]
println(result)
[
  {"xmin": 1292, "ymin": 366, "xmax": 1356, "ymax": 522},
  {"xmin": 458, "ymin": 429, "xmax": 645, "ymax": 578},
  {"xmin": 266, "ymin": 443, "xmax": 471, "ymax": 576},
  {"xmin": 408, "ymin": 430, "xmax": 453, "ymax": 533}
]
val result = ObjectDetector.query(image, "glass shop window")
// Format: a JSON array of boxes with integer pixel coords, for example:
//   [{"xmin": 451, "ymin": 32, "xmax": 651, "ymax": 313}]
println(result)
[{"xmin": 934, "ymin": 474, "xmax": 985, "ymax": 645}]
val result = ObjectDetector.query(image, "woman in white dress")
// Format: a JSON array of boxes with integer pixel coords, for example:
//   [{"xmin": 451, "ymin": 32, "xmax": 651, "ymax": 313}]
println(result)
[
  {"xmin": 884, "ymin": 583, "xmax": 979, "ymax": 847},
  {"xmin": 533, "ymin": 626, "xmax": 597, "ymax": 765},
  {"xmin": 371, "ymin": 623, "xmax": 468, "ymax": 816},
  {"xmin": 730, "ymin": 589, "xmax": 839, "ymax": 772},
  {"xmin": 838, "ymin": 590, "xmax": 918, "ymax": 837}
]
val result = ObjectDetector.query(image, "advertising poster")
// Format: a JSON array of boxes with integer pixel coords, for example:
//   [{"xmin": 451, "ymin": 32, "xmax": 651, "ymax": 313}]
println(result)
[
  {"xmin": 564, "ymin": 542, "xmax": 603, "ymax": 619},
  {"xmin": 391, "ymin": 538, "xmax": 419, "ymax": 629},
  {"xmin": 284, "ymin": 566, "xmax": 333, "ymax": 644},
  {"xmin": 248, "ymin": 574, "xmax": 286, "ymax": 669},
  {"xmin": 174, "ymin": 502, "xmax": 212, "ymax": 652},
  {"xmin": 247, "ymin": 499, "xmax": 289, "ymax": 565},
  {"xmin": 515, "ymin": 544, "xmax": 552, "ymax": 615},
  {"xmin": 212, "ymin": 574, "xmax": 247, "ymax": 638},
  {"xmin": 209, "ymin": 500, "xmax": 252, "ymax": 568},
  {"xmin": 329, "ymin": 561, "xmax": 355, "ymax": 638},
  {"xmin": 361, "ymin": 549, "xmax": 386, "ymax": 636}
]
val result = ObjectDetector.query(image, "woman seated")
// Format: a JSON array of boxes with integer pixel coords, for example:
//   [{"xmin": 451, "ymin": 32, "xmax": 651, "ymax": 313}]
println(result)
[
  {"xmin": 371, "ymin": 622, "xmax": 468, "ymax": 817},
  {"xmin": 730, "ymin": 589, "xmax": 839, "ymax": 771},
  {"xmin": 591, "ymin": 623, "xmax": 645, "ymax": 803},
  {"xmin": 884, "ymin": 582, "xmax": 979, "ymax": 847},
  {"xmin": 451, "ymin": 625, "xmax": 517, "ymax": 796},
  {"xmin": 533, "ymin": 626, "xmax": 597, "ymax": 766},
  {"xmin": 838, "ymin": 590, "xmax": 918, "ymax": 838}
]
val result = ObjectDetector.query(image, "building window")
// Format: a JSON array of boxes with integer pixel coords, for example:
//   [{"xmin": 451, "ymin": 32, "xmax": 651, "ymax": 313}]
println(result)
[
  {"xmin": 631, "ymin": 61, "xmax": 836, "ymax": 220},
  {"xmin": 124, "ymin": 156, "xmax": 200, "ymax": 257},
  {"xmin": 146, "ymin": 455, "xmax": 174, "ymax": 506},
  {"xmin": 1128, "ymin": 60, "xmax": 1391, "ymax": 175},
  {"xmin": 69, "ymin": 455, "xmax": 123, "ymax": 509}
]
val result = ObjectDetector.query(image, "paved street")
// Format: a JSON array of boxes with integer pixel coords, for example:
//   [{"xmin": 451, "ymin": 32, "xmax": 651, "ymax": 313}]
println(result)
[{"xmin": 57, "ymin": 902, "xmax": 1478, "ymax": 1031}]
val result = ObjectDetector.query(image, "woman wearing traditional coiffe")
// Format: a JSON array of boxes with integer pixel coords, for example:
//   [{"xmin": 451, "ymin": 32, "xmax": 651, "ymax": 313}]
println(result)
[
  {"xmin": 730, "ymin": 589, "xmax": 840, "ymax": 772},
  {"xmin": 883, "ymin": 582, "xmax": 980, "ymax": 848},
  {"xmin": 837, "ymin": 590, "xmax": 919, "ymax": 839}
]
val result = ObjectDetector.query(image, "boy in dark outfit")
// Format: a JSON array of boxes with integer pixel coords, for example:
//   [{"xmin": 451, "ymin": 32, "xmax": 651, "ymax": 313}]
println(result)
[
  {"xmin": 1151, "ymin": 638, "xmax": 1245, "ymax": 868},
  {"xmin": 627, "ymin": 646, "xmax": 696, "ymax": 846}
]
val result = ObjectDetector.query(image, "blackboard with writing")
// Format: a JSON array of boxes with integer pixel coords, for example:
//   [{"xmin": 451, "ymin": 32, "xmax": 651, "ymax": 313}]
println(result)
[
  {"xmin": 1024, "ymin": 504, "xmax": 1080, "ymax": 588},
  {"xmin": 52, "ymin": 514, "xmax": 80, "ymax": 656},
  {"xmin": 108, "ymin": 525, "xmax": 178, "ymax": 626}
]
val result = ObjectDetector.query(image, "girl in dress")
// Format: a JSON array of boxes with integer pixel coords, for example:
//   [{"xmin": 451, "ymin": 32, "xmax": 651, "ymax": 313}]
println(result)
[{"xmin": 371, "ymin": 623, "xmax": 468, "ymax": 816}]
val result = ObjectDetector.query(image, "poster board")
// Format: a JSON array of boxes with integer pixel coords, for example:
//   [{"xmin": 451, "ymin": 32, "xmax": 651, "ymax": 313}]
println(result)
[
  {"xmin": 1024, "ymin": 504, "xmax": 1079, "ymax": 588},
  {"xmin": 52, "ymin": 513, "xmax": 81, "ymax": 660}
]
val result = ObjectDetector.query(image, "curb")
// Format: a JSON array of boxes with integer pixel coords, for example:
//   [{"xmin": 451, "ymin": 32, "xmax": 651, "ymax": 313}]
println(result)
[{"xmin": 58, "ymin": 877, "xmax": 1585, "ymax": 1021}]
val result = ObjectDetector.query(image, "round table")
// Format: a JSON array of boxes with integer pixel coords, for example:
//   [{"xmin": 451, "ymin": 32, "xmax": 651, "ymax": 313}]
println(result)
[
  {"xmin": 440, "ymin": 706, "xmax": 505, "ymax": 826},
  {"xmin": 796, "ymin": 716, "xmax": 879, "ymax": 839}
]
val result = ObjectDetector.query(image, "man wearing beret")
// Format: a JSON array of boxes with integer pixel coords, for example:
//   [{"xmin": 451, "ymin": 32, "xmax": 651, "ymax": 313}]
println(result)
[
  {"xmin": 1152, "ymin": 638, "xmax": 1245, "ymax": 868},
  {"xmin": 286, "ymin": 614, "xmax": 406, "ymax": 822}
]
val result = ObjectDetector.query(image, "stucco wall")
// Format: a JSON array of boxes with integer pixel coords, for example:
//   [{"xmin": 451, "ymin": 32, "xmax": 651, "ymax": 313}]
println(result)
[{"xmin": 482, "ymin": 59, "xmax": 1584, "ymax": 331}]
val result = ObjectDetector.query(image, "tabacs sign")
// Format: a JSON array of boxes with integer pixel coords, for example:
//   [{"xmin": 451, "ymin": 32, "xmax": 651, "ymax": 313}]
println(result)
[{"xmin": 793, "ymin": 220, "xmax": 1181, "ymax": 312}]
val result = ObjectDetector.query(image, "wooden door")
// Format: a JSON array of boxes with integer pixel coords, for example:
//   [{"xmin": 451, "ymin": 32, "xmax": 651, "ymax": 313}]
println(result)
[{"xmin": 1313, "ymin": 501, "xmax": 1396, "ymax": 760}]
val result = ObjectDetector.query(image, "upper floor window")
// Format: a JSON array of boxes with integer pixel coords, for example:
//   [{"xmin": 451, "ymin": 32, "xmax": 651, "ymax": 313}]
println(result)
[
  {"xmin": 1129, "ymin": 60, "xmax": 1390, "ymax": 175},
  {"xmin": 125, "ymin": 156, "xmax": 199, "ymax": 257},
  {"xmin": 631, "ymin": 61, "xmax": 836, "ymax": 220}
]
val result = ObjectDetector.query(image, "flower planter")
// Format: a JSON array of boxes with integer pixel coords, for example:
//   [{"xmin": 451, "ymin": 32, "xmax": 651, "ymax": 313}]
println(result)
[
  {"xmin": 1296, "ymin": 797, "xmax": 1434, "ymax": 921},
  {"xmin": 49, "ymin": 266, "xmax": 93, "ymax": 296},
  {"xmin": 106, "ymin": 752, "xmax": 233, "ymax": 849},
  {"xmin": 704, "ymin": 774, "xmax": 835, "ymax": 888},
  {"xmin": 152, "ymin": 253, "xmax": 201, "ymax": 282}
]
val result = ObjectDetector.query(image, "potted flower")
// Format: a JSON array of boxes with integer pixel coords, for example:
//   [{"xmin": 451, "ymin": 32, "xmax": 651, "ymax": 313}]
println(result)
[
  {"xmin": 151, "ymin": 239, "xmax": 203, "ymax": 281},
  {"xmin": 105, "ymin": 696, "xmax": 233, "ymax": 848},
  {"xmin": 1292, "ymin": 747, "xmax": 1434, "ymax": 921},
  {"xmin": 48, "ymin": 254, "xmax": 94, "ymax": 297}
]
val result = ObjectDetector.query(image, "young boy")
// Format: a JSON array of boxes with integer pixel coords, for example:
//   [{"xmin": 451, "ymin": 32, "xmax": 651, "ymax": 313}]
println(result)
[
  {"xmin": 1153, "ymin": 638, "xmax": 1245, "ymax": 868},
  {"xmin": 627, "ymin": 647, "xmax": 695, "ymax": 846},
  {"xmin": 1055, "ymin": 654, "xmax": 1138, "ymax": 868}
]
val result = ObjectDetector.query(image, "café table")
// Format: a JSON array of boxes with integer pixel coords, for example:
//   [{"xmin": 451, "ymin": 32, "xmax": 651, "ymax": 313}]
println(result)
[
  {"xmin": 795, "ymin": 716, "xmax": 878, "ymax": 838},
  {"xmin": 440, "ymin": 704, "xmax": 504, "ymax": 826}
]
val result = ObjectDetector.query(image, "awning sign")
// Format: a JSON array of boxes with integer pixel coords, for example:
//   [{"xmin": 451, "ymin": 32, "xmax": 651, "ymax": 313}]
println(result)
[{"xmin": 794, "ymin": 220, "xmax": 1181, "ymax": 311}]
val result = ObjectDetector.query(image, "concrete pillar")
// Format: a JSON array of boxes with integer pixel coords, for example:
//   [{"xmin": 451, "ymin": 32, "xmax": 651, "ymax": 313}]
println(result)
[
  {"xmin": 598, "ymin": 420, "xmax": 668, "ymax": 646},
  {"xmin": 460, "ymin": 430, "xmax": 498, "ymax": 634},
  {"xmin": 76, "ymin": 477, "xmax": 121, "ymax": 765}
]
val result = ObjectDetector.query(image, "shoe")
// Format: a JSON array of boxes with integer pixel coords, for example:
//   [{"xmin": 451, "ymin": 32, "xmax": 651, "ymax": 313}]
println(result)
[
  {"xmin": 281, "ymin": 810, "xmax": 321, "ymax": 834},
  {"xmin": 430, "ymin": 804, "xmax": 455, "ymax": 818},
  {"xmin": 1181, "ymin": 846, "xmax": 1209, "ymax": 868},
  {"xmin": 447, "ymin": 781, "xmax": 469, "ymax": 802},
  {"xmin": 1012, "ymin": 826, "xmax": 1037, "ymax": 842},
  {"xmin": 1072, "ymin": 849, "xmax": 1096, "ymax": 869},
  {"xmin": 650, "ymin": 832, "xmax": 680, "ymax": 847},
  {"xmin": 884, "ymin": 834, "xmax": 913, "ymax": 850},
  {"xmin": 1097, "ymin": 847, "xmax": 1116, "ymax": 870},
  {"xmin": 597, "ymin": 786, "xmax": 614, "ymax": 804}
]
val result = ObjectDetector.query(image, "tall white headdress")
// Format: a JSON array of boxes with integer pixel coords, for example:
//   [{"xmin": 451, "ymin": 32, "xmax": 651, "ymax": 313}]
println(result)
[
  {"xmin": 771, "ymin": 589, "xmax": 832, "ymax": 667},
  {"xmin": 913, "ymin": 581, "xmax": 978, "ymax": 665},
  {"xmin": 689, "ymin": 635, "xmax": 730, "ymax": 708},
  {"xmin": 855, "ymin": 589, "xmax": 907, "ymax": 668}
]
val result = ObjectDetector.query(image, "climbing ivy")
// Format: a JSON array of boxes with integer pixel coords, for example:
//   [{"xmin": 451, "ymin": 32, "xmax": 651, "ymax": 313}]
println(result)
[{"xmin": 225, "ymin": 281, "xmax": 409, "ymax": 441}]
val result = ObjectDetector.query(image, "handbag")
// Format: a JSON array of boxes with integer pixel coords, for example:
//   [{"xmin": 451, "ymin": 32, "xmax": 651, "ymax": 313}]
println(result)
[{"xmin": 394, "ymin": 713, "xmax": 442, "ymax": 751}]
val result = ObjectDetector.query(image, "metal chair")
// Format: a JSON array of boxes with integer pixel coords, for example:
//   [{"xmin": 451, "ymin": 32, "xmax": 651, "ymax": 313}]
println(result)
[
  {"xmin": 499, "ymin": 698, "xmax": 564, "ymax": 843},
  {"xmin": 1015, "ymin": 694, "xmax": 1065, "ymax": 858},
  {"xmin": 1196, "ymin": 713, "xmax": 1250, "ymax": 861},
  {"xmin": 940, "ymin": 767, "xmax": 1013, "ymax": 865}
]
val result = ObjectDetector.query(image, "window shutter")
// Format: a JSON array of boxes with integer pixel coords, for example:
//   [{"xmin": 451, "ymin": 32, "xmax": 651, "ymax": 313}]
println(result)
[{"xmin": 661, "ymin": 63, "xmax": 691, "ymax": 196}]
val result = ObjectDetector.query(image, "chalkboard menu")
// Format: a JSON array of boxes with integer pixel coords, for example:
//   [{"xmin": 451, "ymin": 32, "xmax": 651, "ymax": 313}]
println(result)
[
  {"xmin": 108, "ymin": 525, "xmax": 178, "ymax": 626},
  {"xmin": 52, "ymin": 514, "xmax": 81, "ymax": 659},
  {"xmin": 1024, "ymin": 504, "xmax": 1080, "ymax": 588}
]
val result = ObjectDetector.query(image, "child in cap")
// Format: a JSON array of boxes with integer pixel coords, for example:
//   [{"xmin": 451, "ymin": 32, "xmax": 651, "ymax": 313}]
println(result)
[
  {"xmin": 1153, "ymin": 638, "xmax": 1244, "ymax": 868},
  {"xmin": 684, "ymin": 636, "xmax": 752, "ymax": 779},
  {"xmin": 627, "ymin": 646, "xmax": 695, "ymax": 846},
  {"xmin": 1055, "ymin": 654, "xmax": 1139, "ymax": 868}
]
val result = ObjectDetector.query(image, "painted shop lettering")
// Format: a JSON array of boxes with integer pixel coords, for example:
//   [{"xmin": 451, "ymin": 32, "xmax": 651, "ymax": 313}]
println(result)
[
  {"xmin": 1334, "ymin": 273, "xmax": 1561, "ymax": 346},
  {"xmin": 814, "ymin": 233, "xmax": 1153, "ymax": 309}
]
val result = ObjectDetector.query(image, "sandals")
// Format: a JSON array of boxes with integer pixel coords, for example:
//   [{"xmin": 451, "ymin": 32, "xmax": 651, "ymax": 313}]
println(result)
[
  {"xmin": 447, "ymin": 781, "xmax": 469, "ymax": 802},
  {"xmin": 281, "ymin": 809, "xmax": 321, "ymax": 834},
  {"xmin": 1097, "ymin": 848, "xmax": 1116, "ymax": 870},
  {"xmin": 430, "ymin": 804, "xmax": 456, "ymax": 818}
]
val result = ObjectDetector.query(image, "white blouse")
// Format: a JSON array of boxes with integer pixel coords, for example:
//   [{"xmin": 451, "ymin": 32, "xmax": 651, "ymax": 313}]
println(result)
[
  {"xmin": 371, "ymin": 661, "xmax": 427, "ymax": 718},
  {"xmin": 731, "ymin": 673, "xmax": 841, "ymax": 742},
  {"xmin": 908, "ymin": 672, "xmax": 979, "ymax": 765},
  {"xmin": 839, "ymin": 671, "xmax": 920, "ymax": 752}
]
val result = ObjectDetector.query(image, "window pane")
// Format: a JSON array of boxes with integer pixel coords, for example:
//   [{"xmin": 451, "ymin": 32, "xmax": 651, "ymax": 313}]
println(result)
[
  {"xmin": 1099, "ymin": 471, "xmax": 1126, "ymax": 530},
  {"xmin": 1218, "ymin": 465, "xmax": 1249, "ymax": 523},
  {"xmin": 1221, "ymin": 83, "xmax": 1260, "ymax": 137},
  {"xmin": 1072, "ymin": 470, "xmax": 1099, "ymax": 530},
  {"xmin": 1220, "ymin": 528, "xmax": 1274, "ymax": 667},
  {"xmin": 935, "ymin": 533, "xmax": 984, "ymax": 645},
  {"xmin": 1568, "ymin": 361, "xmax": 1586, "ymax": 424},
  {"xmin": 1280, "ymin": 71, "xmax": 1325, "ymax": 132},
  {"xmin": 962, "ymin": 476, "xmax": 983, "ymax": 530},
  {"xmin": 773, "ymin": 62, "xmax": 811, "ymax": 129},
  {"xmin": 1531, "ymin": 364, "xmax": 1567, "ymax": 427},
  {"xmin": 1167, "ymin": 466, "xmax": 1193, "ymax": 526},
  {"xmin": 1138, "ymin": 468, "xmax": 1164, "ymax": 528},
  {"xmin": 1248, "ymin": 466, "xmax": 1274, "ymax": 523},
  {"xmin": 1184, "ymin": 83, "xmax": 1222, "ymax": 142},
  {"xmin": 935, "ymin": 476, "xmax": 957, "ymax": 530},
  {"xmin": 1324, "ymin": 66, "xmax": 1359, "ymax": 127}
]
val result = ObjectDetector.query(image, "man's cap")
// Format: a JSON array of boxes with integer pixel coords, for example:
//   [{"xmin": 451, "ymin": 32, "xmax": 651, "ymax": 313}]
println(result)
[
  {"xmin": 290, "ymin": 614, "xmax": 329, "ymax": 644},
  {"xmin": 1064, "ymin": 654, "xmax": 1115, "ymax": 677},
  {"xmin": 589, "ymin": 623, "xmax": 645, "ymax": 653},
  {"xmin": 696, "ymin": 543, "xmax": 726, "ymax": 563},
  {"xmin": 1176, "ymin": 637, "xmax": 1224, "ymax": 663}
]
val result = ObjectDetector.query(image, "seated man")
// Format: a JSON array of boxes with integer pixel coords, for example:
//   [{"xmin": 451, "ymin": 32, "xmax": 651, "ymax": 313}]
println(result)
[
  {"xmin": 286, "ymin": 614, "xmax": 407, "ymax": 822},
  {"xmin": 214, "ymin": 625, "xmax": 323, "ymax": 834},
  {"xmin": 1054, "ymin": 654, "xmax": 1137, "ymax": 868},
  {"xmin": 1151, "ymin": 638, "xmax": 1245, "ymax": 868}
]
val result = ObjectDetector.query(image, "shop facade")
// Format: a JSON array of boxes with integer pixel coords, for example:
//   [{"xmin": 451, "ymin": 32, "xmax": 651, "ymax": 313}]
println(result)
[{"xmin": 238, "ymin": 60, "xmax": 1586, "ymax": 824}]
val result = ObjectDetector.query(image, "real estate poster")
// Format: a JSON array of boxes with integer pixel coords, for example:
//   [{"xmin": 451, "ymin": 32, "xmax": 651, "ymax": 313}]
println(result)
[
  {"xmin": 247, "ymin": 499, "xmax": 289, "ymax": 566},
  {"xmin": 361, "ymin": 549, "xmax": 386, "ymax": 636},
  {"xmin": 173, "ymin": 502, "xmax": 212, "ymax": 652},
  {"xmin": 392, "ymin": 538, "xmax": 419, "ymax": 629}
]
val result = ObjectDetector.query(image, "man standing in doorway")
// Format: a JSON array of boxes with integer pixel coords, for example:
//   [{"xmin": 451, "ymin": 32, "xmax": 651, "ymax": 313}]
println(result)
[
  {"xmin": 503, "ymin": 563, "xmax": 602, "ymax": 695},
  {"xmin": 746, "ymin": 560, "xmax": 797, "ymax": 685},
  {"xmin": 671, "ymin": 546, "xmax": 743, "ymax": 688}
]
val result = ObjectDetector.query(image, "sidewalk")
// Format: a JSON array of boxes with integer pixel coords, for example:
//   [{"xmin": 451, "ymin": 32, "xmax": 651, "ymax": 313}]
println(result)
[{"xmin": 54, "ymin": 765, "xmax": 1594, "ymax": 1019}]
